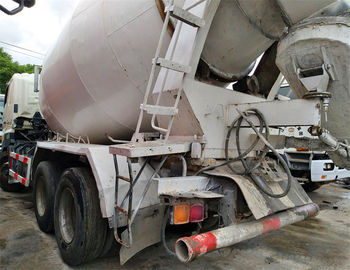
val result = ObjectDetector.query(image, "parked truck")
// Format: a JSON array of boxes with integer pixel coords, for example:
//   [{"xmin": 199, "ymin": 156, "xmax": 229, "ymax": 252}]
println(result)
[
  {"xmin": 275, "ymin": 84, "xmax": 350, "ymax": 191},
  {"xmin": 2, "ymin": 0, "xmax": 350, "ymax": 266}
]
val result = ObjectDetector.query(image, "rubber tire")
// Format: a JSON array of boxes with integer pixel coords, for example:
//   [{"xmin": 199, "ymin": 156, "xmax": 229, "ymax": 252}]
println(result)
[
  {"xmin": 100, "ymin": 227, "xmax": 120, "ymax": 258},
  {"xmin": 0, "ymin": 156, "xmax": 24, "ymax": 192},
  {"xmin": 303, "ymin": 181, "xmax": 322, "ymax": 192},
  {"xmin": 54, "ymin": 167, "xmax": 107, "ymax": 266},
  {"xmin": 33, "ymin": 161, "xmax": 62, "ymax": 233}
]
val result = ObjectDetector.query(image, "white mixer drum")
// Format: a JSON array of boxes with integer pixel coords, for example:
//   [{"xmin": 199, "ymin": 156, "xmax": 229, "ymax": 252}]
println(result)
[
  {"xmin": 40, "ymin": 0, "xmax": 335, "ymax": 143},
  {"xmin": 40, "ymin": 0, "xmax": 170, "ymax": 143}
]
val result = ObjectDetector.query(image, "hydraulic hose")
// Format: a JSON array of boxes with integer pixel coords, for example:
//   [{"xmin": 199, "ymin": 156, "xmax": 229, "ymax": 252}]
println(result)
[
  {"xmin": 196, "ymin": 108, "xmax": 291, "ymax": 198},
  {"xmin": 161, "ymin": 206, "xmax": 176, "ymax": 257}
]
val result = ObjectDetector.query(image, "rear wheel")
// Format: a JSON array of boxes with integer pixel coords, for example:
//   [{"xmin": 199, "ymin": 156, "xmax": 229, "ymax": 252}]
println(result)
[
  {"xmin": 54, "ymin": 167, "xmax": 107, "ymax": 266},
  {"xmin": 33, "ymin": 161, "xmax": 62, "ymax": 233},
  {"xmin": 0, "ymin": 156, "xmax": 24, "ymax": 192}
]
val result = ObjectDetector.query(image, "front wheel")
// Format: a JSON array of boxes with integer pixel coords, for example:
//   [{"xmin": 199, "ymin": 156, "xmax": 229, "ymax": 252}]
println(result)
[{"xmin": 54, "ymin": 167, "xmax": 107, "ymax": 266}]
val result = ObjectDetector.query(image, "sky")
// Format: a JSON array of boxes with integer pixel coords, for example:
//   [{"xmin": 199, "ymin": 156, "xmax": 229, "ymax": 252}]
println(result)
[{"xmin": 0, "ymin": 0, "xmax": 79, "ymax": 65}]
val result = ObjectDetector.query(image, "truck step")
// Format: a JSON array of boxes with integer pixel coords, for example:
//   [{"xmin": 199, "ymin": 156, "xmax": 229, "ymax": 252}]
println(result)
[
  {"xmin": 154, "ymin": 57, "xmax": 191, "ymax": 73},
  {"xmin": 110, "ymin": 141, "xmax": 191, "ymax": 158},
  {"xmin": 140, "ymin": 104, "xmax": 178, "ymax": 116},
  {"xmin": 166, "ymin": 5, "xmax": 205, "ymax": 28}
]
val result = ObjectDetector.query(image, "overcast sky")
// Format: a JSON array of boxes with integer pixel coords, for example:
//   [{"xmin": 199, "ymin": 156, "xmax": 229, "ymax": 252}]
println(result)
[{"xmin": 0, "ymin": 0, "xmax": 79, "ymax": 65}]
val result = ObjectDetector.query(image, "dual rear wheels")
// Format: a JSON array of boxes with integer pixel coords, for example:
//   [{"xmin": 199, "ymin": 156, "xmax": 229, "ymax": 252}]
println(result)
[{"xmin": 33, "ymin": 162, "xmax": 111, "ymax": 265}]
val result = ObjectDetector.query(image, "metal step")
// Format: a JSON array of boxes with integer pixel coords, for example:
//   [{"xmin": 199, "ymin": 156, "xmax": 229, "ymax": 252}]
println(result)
[
  {"xmin": 140, "ymin": 104, "xmax": 178, "ymax": 116},
  {"xmin": 166, "ymin": 5, "xmax": 205, "ymax": 28},
  {"xmin": 155, "ymin": 57, "xmax": 191, "ymax": 73},
  {"xmin": 110, "ymin": 141, "xmax": 191, "ymax": 158}
]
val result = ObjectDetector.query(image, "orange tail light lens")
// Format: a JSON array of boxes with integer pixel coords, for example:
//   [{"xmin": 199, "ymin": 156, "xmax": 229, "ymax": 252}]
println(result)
[
  {"xmin": 173, "ymin": 204, "xmax": 190, "ymax": 225},
  {"xmin": 296, "ymin": 148, "xmax": 308, "ymax": 151}
]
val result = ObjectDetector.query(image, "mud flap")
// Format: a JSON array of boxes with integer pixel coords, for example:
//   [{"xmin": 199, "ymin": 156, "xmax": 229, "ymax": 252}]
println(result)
[
  {"xmin": 119, "ymin": 205, "xmax": 165, "ymax": 265},
  {"xmin": 205, "ymin": 166, "xmax": 312, "ymax": 220}
]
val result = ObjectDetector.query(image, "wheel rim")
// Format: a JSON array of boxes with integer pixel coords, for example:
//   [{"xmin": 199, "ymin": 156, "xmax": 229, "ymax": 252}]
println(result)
[
  {"xmin": 58, "ymin": 187, "xmax": 76, "ymax": 244},
  {"xmin": 36, "ymin": 176, "xmax": 47, "ymax": 217}
]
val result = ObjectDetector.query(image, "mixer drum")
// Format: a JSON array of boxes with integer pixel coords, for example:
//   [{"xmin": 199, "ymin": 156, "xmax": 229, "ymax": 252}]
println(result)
[
  {"xmin": 40, "ymin": 0, "xmax": 170, "ymax": 143},
  {"xmin": 40, "ymin": 0, "xmax": 336, "ymax": 143},
  {"xmin": 40, "ymin": 0, "xmax": 289, "ymax": 143}
]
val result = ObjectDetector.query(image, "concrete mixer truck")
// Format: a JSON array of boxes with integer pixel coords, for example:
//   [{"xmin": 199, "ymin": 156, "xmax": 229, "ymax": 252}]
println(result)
[{"xmin": 1, "ymin": 0, "xmax": 350, "ymax": 266}]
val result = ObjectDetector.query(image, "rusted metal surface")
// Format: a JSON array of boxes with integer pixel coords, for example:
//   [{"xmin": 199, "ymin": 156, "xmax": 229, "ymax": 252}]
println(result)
[
  {"xmin": 175, "ymin": 203, "xmax": 319, "ymax": 262},
  {"xmin": 120, "ymin": 205, "xmax": 165, "ymax": 265},
  {"xmin": 115, "ymin": 205, "xmax": 128, "ymax": 215},
  {"xmin": 156, "ymin": 176, "xmax": 224, "ymax": 198},
  {"xmin": 204, "ymin": 165, "xmax": 312, "ymax": 219}
]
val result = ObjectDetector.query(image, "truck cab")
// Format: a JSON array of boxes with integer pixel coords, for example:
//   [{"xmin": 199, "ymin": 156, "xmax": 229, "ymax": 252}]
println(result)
[{"xmin": 0, "ymin": 73, "xmax": 48, "ymax": 192}]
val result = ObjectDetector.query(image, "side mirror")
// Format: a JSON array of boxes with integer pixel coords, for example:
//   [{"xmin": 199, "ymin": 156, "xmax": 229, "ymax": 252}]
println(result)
[{"xmin": 0, "ymin": 0, "xmax": 35, "ymax": 15}]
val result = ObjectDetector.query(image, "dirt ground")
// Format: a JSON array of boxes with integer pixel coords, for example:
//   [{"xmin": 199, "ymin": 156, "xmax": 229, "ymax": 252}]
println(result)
[{"xmin": 0, "ymin": 183, "xmax": 349, "ymax": 270}]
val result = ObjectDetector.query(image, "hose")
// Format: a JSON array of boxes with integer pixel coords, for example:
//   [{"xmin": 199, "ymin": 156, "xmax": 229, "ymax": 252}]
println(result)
[
  {"xmin": 196, "ymin": 108, "xmax": 291, "ymax": 198},
  {"xmin": 161, "ymin": 206, "xmax": 176, "ymax": 257}
]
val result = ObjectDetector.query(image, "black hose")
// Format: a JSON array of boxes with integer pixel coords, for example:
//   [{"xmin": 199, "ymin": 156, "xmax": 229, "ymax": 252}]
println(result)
[
  {"xmin": 196, "ymin": 108, "xmax": 291, "ymax": 198},
  {"xmin": 161, "ymin": 206, "xmax": 176, "ymax": 257}
]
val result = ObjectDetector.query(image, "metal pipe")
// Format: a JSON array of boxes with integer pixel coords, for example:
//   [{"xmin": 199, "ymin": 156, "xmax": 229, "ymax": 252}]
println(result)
[
  {"xmin": 175, "ymin": 203, "xmax": 319, "ymax": 263},
  {"xmin": 106, "ymin": 134, "xmax": 129, "ymax": 144},
  {"xmin": 34, "ymin": 65, "xmax": 39, "ymax": 92},
  {"xmin": 311, "ymin": 127, "xmax": 350, "ymax": 159},
  {"xmin": 130, "ymin": 155, "xmax": 169, "ymax": 224}
]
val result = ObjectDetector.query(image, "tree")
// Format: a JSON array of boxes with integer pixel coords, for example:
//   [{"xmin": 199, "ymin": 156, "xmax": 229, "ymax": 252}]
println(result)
[{"xmin": 0, "ymin": 48, "xmax": 35, "ymax": 94}]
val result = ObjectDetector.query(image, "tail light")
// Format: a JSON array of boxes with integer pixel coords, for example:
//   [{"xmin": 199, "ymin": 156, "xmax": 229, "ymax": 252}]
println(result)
[
  {"xmin": 296, "ymin": 148, "xmax": 308, "ymax": 151},
  {"xmin": 190, "ymin": 204, "xmax": 204, "ymax": 222},
  {"xmin": 173, "ymin": 204, "xmax": 190, "ymax": 225},
  {"xmin": 172, "ymin": 202, "xmax": 204, "ymax": 225}
]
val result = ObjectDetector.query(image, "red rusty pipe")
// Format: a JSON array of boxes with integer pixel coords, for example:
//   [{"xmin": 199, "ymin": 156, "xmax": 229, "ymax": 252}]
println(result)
[{"xmin": 175, "ymin": 203, "xmax": 319, "ymax": 263}]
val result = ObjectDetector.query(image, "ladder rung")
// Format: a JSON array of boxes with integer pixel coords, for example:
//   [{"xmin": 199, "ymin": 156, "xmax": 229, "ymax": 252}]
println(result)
[
  {"xmin": 155, "ymin": 58, "xmax": 191, "ymax": 73},
  {"xmin": 117, "ymin": 175, "xmax": 131, "ymax": 182},
  {"xmin": 115, "ymin": 205, "xmax": 128, "ymax": 215},
  {"xmin": 140, "ymin": 104, "xmax": 178, "ymax": 116},
  {"xmin": 166, "ymin": 5, "xmax": 205, "ymax": 28}
]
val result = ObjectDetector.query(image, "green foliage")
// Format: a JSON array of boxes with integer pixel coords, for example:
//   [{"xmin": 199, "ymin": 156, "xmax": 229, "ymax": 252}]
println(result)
[{"xmin": 0, "ymin": 48, "xmax": 35, "ymax": 94}]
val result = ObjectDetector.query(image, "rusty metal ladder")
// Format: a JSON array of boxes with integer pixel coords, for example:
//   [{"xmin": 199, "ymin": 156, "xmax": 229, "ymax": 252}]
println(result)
[{"xmin": 133, "ymin": 0, "xmax": 206, "ymax": 141}]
